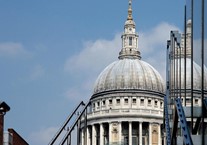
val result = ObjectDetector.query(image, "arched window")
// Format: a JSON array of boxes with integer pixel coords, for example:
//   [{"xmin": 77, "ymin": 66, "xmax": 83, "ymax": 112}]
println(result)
[{"xmin": 129, "ymin": 37, "xmax": 132, "ymax": 46}]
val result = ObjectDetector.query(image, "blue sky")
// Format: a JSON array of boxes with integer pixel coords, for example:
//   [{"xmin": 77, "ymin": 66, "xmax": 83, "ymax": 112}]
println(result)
[{"xmin": 0, "ymin": 0, "xmax": 185, "ymax": 144}]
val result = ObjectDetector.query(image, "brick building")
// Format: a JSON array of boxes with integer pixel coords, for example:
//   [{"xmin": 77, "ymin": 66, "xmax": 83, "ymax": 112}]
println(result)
[{"xmin": 4, "ymin": 129, "xmax": 29, "ymax": 145}]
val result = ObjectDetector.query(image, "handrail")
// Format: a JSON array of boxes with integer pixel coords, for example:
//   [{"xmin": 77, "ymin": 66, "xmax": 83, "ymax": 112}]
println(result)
[
  {"xmin": 48, "ymin": 101, "xmax": 85, "ymax": 145},
  {"xmin": 59, "ymin": 101, "xmax": 90, "ymax": 145}
]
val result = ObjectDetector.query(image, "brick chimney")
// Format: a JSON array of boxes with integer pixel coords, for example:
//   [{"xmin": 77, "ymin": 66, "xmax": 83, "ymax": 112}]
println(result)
[{"xmin": 0, "ymin": 101, "xmax": 10, "ymax": 145}]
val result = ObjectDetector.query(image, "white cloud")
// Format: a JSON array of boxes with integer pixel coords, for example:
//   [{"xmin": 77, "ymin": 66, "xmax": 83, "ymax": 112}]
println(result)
[
  {"xmin": 29, "ymin": 65, "xmax": 45, "ymax": 80},
  {"xmin": 139, "ymin": 22, "xmax": 180, "ymax": 78},
  {"xmin": 63, "ymin": 33, "xmax": 122, "ymax": 100},
  {"xmin": 64, "ymin": 33, "xmax": 121, "ymax": 75},
  {"xmin": 28, "ymin": 127, "xmax": 58, "ymax": 145},
  {"xmin": 139, "ymin": 22, "xmax": 180, "ymax": 54},
  {"xmin": 28, "ymin": 126, "xmax": 78, "ymax": 145},
  {"xmin": 0, "ymin": 42, "xmax": 30, "ymax": 58},
  {"xmin": 193, "ymin": 39, "xmax": 207, "ymax": 65},
  {"xmin": 64, "ymin": 22, "xmax": 180, "ymax": 100}
]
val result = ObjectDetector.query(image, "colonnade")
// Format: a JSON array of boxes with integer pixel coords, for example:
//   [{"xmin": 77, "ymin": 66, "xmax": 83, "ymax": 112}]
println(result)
[{"xmin": 80, "ymin": 121, "xmax": 162, "ymax": 145}]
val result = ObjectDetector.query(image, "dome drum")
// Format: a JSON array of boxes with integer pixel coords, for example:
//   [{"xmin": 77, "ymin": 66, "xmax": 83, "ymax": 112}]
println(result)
[{"xmin": 91, "ymin": 89, "xmax": 165, "ymax": 100}]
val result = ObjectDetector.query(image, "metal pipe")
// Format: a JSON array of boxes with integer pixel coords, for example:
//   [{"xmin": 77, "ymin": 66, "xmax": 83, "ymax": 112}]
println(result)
[
  {"xmin": 184, "ymin": 5, "xmax": 187, "ymax": 106},
  {"xmin": 48, "ymin": 101, "xmax": 84, "ymax": 145},
  {"xmin": 174, "ymin": 37, "xmax": 179, "ymax": 99},
  {"xmin": 60, "ymin": 101, "xmax": 90, "ymax": 145},
  {"xmin": 201, "ymin": 0, "xmax": 205, "ymax": 143},
  {"xmin": 179, "ymin": 42, "xmax": 181, "ymax": 99},
  {"xmin": 173, "ymin": 34, "xmax": 176, "ymax": 99},
  {"xmin": 191, "ymin": 0, "xmax": 194, "ymax": 133}
]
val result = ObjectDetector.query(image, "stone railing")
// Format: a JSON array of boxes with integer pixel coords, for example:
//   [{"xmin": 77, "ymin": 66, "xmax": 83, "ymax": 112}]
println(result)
[{"xmin": 87, "ymin": 108, "xmax": 163, "ymax": 119}]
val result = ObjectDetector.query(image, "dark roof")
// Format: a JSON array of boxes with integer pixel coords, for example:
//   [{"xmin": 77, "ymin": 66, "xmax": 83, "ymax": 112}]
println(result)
[{"xmin": 0, "ymin": 101, "xmax": 10, "ymax": 113}]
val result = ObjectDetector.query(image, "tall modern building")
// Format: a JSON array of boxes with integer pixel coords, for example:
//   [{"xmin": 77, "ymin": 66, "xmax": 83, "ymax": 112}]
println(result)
[{"xmin": 79, "ymin": 1, "xmax": 165, "ymax": 145}]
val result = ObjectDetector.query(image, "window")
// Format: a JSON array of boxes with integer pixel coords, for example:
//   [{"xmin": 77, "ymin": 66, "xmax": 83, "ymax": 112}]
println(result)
[
  {"xmin": 195, "ymin": 99, "xmax": 199, "ymax": 105},
  {"xmin": 148, "ymin": 99, "xmax": 152, "ymax": 105},
  {"xmin": 186, "ymin": 98, "xmax": 191, "ymax": 104},
  {"xmin": 97, "ymin": 102, "xmax": 100, "ymax": 109},
  {"xmin": 93, "ymin": 103, "xmax": 95, "ymax": 111},
  {"xmin": 129, "ymin": 37, "xmax": 132, "ymax": 46},
  {"xmin": 155, "ymin": 100, "xmax": 158, "ymax": 106},
  {"xmin": 141, "ymin": 99, "xmax": 144, "ymax": 105},
  {"xmin": 132, "ymin": 98, "xmax": 136, "ymax": 104},
  {"xmin": 116, "ymin": 99, "xmax": 120, "ymax": 104},
  {"xmin": 124, "ymin": 98, "xmax": 128, "ymax": 104},
  {"xmin": 102, "ymin": 100, "xmax": 106, "ymax": 106},
  {"xmin": 109, "ymin": 99, "xmax": 112, "ymax": 105},
  {"xmin": 160, "ymin": 102, "xmax": 163, "ymax": 108}
]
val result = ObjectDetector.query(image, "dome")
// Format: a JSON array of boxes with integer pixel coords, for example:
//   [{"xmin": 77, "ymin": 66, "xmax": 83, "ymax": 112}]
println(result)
[
  {"xmin": 175, "ymin": 58, "xmax": 207, "ymax": 90},
  {"xmin": 92, "ymin": 0, "xmax": 165, "ymax": 98},
  {"xmin": 93, "ymin": 58, "xmax": 165, "ymax": 95}
]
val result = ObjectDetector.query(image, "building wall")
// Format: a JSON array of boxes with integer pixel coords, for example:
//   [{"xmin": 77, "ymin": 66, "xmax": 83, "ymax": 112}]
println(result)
[{"xmin": 8, "ymin": 129, "xmax": 29, "ymax": 145}]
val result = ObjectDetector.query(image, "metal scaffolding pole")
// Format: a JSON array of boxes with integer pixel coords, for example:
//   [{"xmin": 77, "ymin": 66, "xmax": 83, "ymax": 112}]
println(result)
[
  {"xmin": 201, "ymin": 0, "xmax": 205, "ymax": 144},
  {"xmin": 190, "ymin": 0, "xmax": 194, "ymax": 133}
]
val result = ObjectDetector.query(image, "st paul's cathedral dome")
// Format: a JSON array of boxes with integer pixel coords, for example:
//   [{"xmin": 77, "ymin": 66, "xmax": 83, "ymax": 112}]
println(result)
[
  {"xmin": 84, "ymin": 1, "xmax": 165, "ymax": 145},
  {"xmin": 92, "ymin": 1, "xmax": 164, "ymax": 98}
]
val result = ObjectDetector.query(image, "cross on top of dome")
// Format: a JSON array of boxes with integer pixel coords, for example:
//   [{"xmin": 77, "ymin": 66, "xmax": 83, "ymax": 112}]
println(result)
[{"xmin": 127, "ymin": 0, "xmax": 133, "ymax": 20}]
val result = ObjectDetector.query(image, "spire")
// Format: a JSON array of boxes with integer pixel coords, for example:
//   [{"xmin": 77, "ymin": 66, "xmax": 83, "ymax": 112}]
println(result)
[
  {"xmin": 127, "ymin": 0, "xmax": 133, "ymax": 20},
  {"xmin": 118, "ymin": 0, "xmax": 141, "ymax": 60}
]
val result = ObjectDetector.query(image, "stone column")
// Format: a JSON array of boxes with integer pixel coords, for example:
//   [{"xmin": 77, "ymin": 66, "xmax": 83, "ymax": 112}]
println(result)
[
  {"xmin": 100, "ymin": 123, "xmax": 104, "ymax": 145},
  {"xmin": 92, "ymin": 125, "xmax": 96, "ymax": 145},
  {"xmin": 149, "ymin": 123, "xmax": 152, "ymax": 145},
  {"xmin": 87, "ymin": 127, "xmax": 90, "ymax": 145},
  {"xmin": 118, "ymin": 122, "xmax": 122, "ymax": 144},
  {"xmin": 139, "ymin": 122, "xmax": 142, "ymax": 145},
  {"xmin": 164, "ymin": 132, "xmax": 166, "ymax": 145},
  {"xmin": 129, "ymin": 122, "xmax": 132, "ymax": 145},
  {"xmin": 81, "ymin": 129, "xmax": 84, "ymax": 145},
  {"xmin": 109, "ymin": 122, "xmax": 112, "ymax": 144},
  {"xmin": 158, "ymin": 124, "xmax": 161, "ymax": 145}
]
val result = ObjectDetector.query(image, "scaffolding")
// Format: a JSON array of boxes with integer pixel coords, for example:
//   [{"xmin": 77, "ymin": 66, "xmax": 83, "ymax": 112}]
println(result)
[{"xmin": 164, "ymin": 0, "xmax": 207, "ymax": 144}]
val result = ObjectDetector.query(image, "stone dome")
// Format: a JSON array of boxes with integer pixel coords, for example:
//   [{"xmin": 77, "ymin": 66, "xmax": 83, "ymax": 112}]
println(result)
[
  {"xmin": 92, "ymin": 0, "xmax": 165, "ymax": 98},
  {"xmin": 175, "ymin": 58, "xmax": 207, "ymax": 90},
  {"xmin": 93, "ymin": 58, "xmax": 165, "ymax": 95}
]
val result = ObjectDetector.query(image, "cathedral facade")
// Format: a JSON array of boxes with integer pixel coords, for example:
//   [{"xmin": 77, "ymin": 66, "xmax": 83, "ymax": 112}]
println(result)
[{"xmin": 80, "ymin": 1, "xmax": 165, "ymax": 145}]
